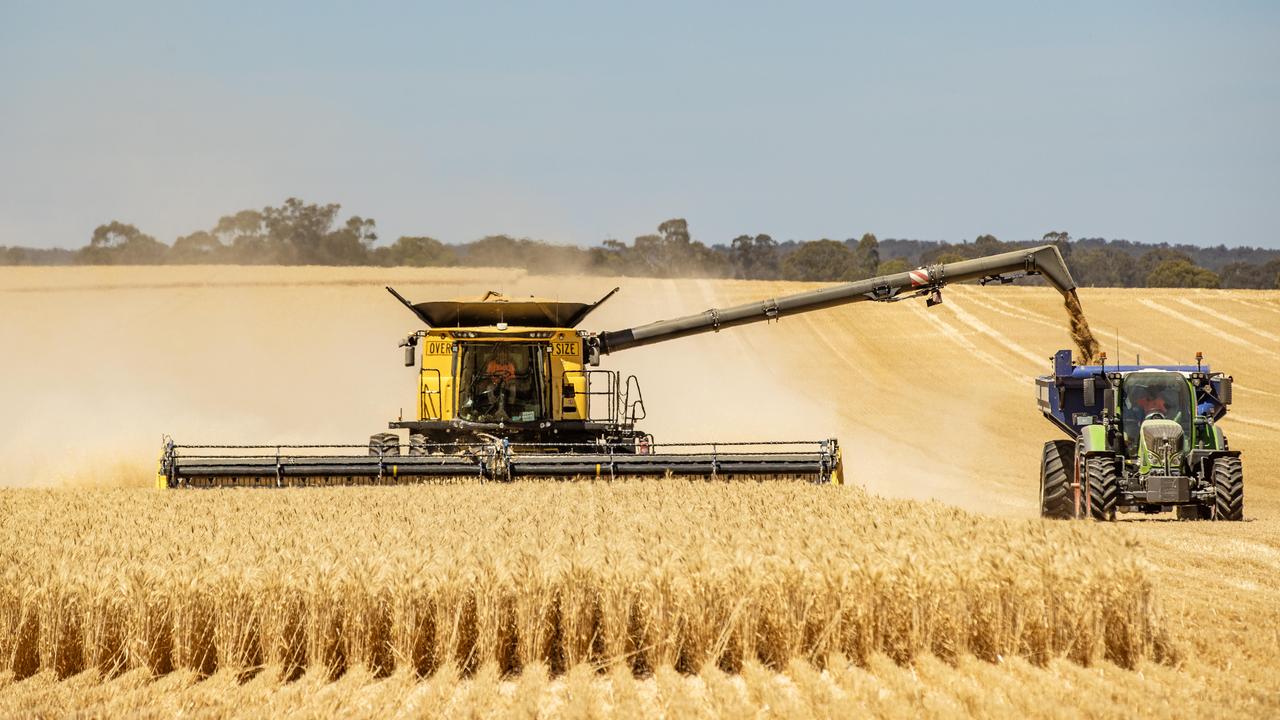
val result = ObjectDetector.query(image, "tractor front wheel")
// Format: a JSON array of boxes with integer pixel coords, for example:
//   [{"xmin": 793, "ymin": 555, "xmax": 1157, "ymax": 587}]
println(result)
[
  {"xmin": 1085, "ymin": 456, "xmax": 1119, "ymax": 521},
  {"xmin": 1039, "ymin": 440, "xmax": 1075, "ymax": 519},
  {"xmin": 1212, "ymin": 457, "xmax": 1245, "ymax": 521}
]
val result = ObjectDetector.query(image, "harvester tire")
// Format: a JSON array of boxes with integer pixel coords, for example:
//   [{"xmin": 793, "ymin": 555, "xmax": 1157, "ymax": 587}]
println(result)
[
  {"xmin": 1039, "ymin": 440, "xmax": 1074, "ymax": 519},
  {"xmin": 368, "ymin": 433, "xmax": 400, "ymax": 457},
  {"xmin": 408, "ymin": 435, "xmax": 429, "ymax": 457},
  {"xmin": 1085, "ymin": 456, "xmax": 1119, "ymax": 521},
  {"xmin": 1211, "ymin": 457, "xmax": 1244, "ymax": 521}
]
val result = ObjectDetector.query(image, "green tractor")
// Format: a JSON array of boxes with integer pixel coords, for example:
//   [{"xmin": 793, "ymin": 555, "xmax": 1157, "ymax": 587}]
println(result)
[{"xmin": 1036, "ymin": 349, "xmax": 1243, "ymax": 521}]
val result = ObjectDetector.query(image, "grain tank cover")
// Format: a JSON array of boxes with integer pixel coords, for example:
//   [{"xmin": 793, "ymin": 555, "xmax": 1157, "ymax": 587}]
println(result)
[{"xmin": 391, "ymin": 288, "xmax": 619, "ymax": 328}]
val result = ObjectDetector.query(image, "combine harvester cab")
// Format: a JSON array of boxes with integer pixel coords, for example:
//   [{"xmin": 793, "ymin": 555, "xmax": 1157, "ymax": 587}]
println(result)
[
  {"xmin": 160, "ymin": 244, "xmax": 1085, "ymax": 488},
  {"xmin": 1036, "ymin": 349, "xmax": 1243, "ymax": 521}
]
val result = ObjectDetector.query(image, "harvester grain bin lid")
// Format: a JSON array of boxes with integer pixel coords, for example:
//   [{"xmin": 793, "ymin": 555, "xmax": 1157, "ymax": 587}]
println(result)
[{"xmin": 387, "ymin": 287, "xmax": 619, "ymax": 328}]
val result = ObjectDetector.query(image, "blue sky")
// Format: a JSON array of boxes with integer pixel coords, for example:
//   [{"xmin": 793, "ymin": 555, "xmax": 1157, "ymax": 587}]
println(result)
[{"xmin": 1, "ymin": 1, "xmax": 1277, "ymax": 249}]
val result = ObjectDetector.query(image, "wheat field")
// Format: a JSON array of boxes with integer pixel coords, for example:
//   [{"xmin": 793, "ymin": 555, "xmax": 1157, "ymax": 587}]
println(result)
[
  {"xmin": 1, "ymin": 266, "xmax": 1278, "ymax": 716},
  {"xmin": 0, "ymin": 485, "xmax": 1168, "ymax": 679}
]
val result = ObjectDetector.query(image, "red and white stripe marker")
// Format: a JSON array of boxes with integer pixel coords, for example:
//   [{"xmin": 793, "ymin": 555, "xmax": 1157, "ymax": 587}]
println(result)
[{"xmin": 908, "ymin": 268, "xmax": 930, "ymax": 287}]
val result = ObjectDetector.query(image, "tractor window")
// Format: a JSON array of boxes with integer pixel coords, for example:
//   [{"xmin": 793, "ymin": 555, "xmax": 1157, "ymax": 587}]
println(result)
[
  {"xmin": 1120, "ymin": 372, "xmax": 1192, "ymax": 456},
  {"xmin": 456, "ymin": 344, "xmax": 547, "ymax": 423}
]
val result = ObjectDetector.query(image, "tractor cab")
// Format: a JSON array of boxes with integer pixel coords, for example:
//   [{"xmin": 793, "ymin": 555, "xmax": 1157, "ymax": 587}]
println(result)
[{"xmin": 1119, "ymin": 371, "xmax": 1193, "ymax": 464}]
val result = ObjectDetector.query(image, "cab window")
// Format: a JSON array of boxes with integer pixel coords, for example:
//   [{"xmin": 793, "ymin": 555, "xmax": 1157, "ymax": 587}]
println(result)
[
  {"xmin": 456, "ymin": 344, "xmax": 547, "ymax": 423},
  {"xmin": 1121, "ymin": 372, "xmax": 1192, "ymax": 455}
]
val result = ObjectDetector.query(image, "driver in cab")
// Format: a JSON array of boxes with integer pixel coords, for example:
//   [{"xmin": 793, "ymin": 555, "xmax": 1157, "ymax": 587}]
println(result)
[
  {"xmin": 484, "ymin": 349, "xmax": 519, "ymax": 405},
  {"xmin": 1133, "ymin": 387, "xmax": 1169, "ymax": 417},
  {"xmin": 1123, "ymin": 386, "xmax": 1168, "ymax": 451},
  {"xmin": 486, "ymin": 351, "xmax": 516, "ymax": 383}
]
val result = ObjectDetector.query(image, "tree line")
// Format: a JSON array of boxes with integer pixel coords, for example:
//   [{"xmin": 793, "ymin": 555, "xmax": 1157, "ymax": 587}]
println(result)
[{"xmin": 2, "ymin": 198, "xmax": 1278, "ymax": 289}]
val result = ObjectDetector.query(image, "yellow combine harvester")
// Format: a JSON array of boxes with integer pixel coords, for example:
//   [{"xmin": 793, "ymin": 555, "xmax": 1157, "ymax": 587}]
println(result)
[{"xmin": 158, "ymin": 245, "xmax": 1081, "ymax": 488}]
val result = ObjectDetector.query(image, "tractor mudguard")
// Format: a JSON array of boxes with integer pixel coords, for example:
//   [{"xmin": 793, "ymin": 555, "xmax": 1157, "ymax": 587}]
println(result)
[
  {"xmin": 1080, "ymin": 424, "xmax": 1109, "ymax": 455},
  {"xmin": 1212, "ymin": 424, "xmax": 1227, "ymax": 451},
  {"xmin": 1190, "ymin": 448, "xmax": 1241, "ymax": 480}
]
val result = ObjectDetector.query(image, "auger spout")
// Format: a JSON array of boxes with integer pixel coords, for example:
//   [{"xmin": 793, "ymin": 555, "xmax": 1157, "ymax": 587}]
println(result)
[{"xmin": 594, "ymin": 244, "xmax": 1077, "ymax": 356}]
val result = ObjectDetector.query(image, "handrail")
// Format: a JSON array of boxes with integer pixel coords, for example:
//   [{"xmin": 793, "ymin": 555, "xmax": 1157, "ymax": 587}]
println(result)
[{"xmin": 562, "ymin": 369, "xmax": 620, "ymax": 423}]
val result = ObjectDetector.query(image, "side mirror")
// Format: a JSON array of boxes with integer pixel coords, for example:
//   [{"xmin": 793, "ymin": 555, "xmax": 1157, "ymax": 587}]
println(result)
[
  {"xmin": 404, "ymin": 344, "xmax": 415, "ymax": 367},
  {"xmin": 1102, "ymin": 388, "xmax": 1115, "ymax": 417},
  {"xmin": 1082, "ymin": 377, "xmax": 1096, "ymax": 408},
  {"xmin": 1220, "ymin": 376, "xmax": 1233, "ymax": 405}
]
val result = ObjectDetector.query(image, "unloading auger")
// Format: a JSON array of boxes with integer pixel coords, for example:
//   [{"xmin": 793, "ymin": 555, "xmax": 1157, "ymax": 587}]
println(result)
[{"xmin": 159, "ymin": 245, "xmax": 1081, "ymax": 488}]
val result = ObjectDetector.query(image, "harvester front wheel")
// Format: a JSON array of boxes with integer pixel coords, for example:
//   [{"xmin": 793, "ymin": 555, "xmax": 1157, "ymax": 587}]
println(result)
[
  {"xmin": 408, "ymin": 434, "xmax": 429, "ymax": 457},
  {"xmin": 1039, "ymin": 440, "xmax": 1074, "ymax": 519},
  {"xmin": 1085, "ymin": 456, "xmax": 1119, "ymax": 521},
  {"xmin": 1212, "ymin": 457, "xmax": 1244, "ymax": 521},
  {"xmin": 368, "ymin": 432, "xmax": 400, "ymax": 457}
]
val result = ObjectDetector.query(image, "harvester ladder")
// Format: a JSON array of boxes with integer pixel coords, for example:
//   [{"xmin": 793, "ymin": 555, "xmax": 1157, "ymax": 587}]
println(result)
[{"xmin": 419, "ymin": 368, "xmax": 444, "ymax": 420}]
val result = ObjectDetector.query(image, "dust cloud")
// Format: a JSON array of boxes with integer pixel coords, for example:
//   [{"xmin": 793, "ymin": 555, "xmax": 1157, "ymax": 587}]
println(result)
[
  {"xmin": 583, "ymin": 278, "xmax": 838, "ymax": 446},
  {"xmin": 0, "ymin": 267, "xmax": 526, "ymax": 488},
  {"xmin": 607, "ymin": 278, "xmax": 1028, "ymax": 514}
]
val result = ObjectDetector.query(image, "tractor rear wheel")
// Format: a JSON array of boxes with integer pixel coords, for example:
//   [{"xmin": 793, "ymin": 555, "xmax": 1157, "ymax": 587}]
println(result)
[
  {"xmin": 1039, "ymin": 440, "xmax": 1074, "ymax": 519},
  {"xmin": 368, "ymin": 433, "xmax": 400, "ymax": 457},
  {"xmin": 1212, "ymin": 457, "xmax": 1244, "ymax": 521},
  {"xmin": 1085, "ymin": 456, "xmax": 1119, "ymax": 521}
]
